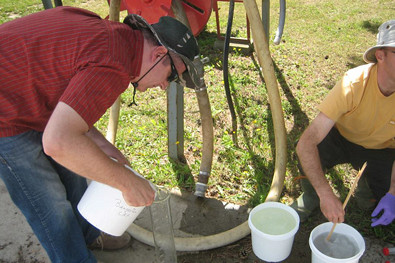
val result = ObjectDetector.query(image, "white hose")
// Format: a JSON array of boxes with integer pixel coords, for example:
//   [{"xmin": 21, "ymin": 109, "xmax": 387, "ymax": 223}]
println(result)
[{"xmin": 128, "ymin": 221, "xmax": 250, "ymax": 251}]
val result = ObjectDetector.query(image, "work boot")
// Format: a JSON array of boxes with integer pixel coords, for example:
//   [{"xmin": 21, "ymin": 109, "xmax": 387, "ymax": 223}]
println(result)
[
  {"xmin": 88, "ymin": 232, "xmax": 131, "ymax": 250},
  {"xmin": 354, "ymin": 176, "xmax": 376, "ymax": 210},
  {"xmin": 289, "ymin": 177, "xmax": 320, "ymax": 222}
]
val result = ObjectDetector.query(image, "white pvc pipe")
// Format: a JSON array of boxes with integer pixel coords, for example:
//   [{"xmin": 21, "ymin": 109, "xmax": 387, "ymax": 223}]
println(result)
[{"xmin": 105, "ymin": 0, "xmax": 121, "ymax": 144}]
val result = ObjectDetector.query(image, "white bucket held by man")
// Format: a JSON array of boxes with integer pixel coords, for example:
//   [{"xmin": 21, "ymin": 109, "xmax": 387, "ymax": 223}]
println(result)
[{"xmin": 77, "ymin": 161, "xmax": 156, "ymax": 236}]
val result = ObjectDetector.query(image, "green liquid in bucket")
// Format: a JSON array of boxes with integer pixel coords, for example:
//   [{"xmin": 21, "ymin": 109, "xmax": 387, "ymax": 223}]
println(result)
[
  {"xmin": 313, "ymin": 232, "xmax": 359, "ymax": 259},
  {"xmin": 251, "ymin": 207, "xmax": 296, "ymax": 235}
]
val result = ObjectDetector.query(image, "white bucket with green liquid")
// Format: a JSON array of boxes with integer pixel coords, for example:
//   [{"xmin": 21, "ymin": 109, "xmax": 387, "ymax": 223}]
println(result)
[{"xmin": 248, "ymin": 202, "xmax": 300, "ymax": 262}]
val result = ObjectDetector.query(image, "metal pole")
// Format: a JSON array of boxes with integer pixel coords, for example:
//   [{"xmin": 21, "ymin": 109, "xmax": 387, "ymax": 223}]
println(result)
[
  {"xmin": 261, "ymin": 0, "xmax": 270, "ymax": 41},
  {"xmin": 54, "ymin": 0, "xmax": 63, "ymax": 7},
  {"xmin": 167, "ymin": 0, "xmax": 190, "ymax": 162},
  {"xmin": 167, "ymin": 83, "xmax": 185, "ymax": 161},
  {"xmin": 273, "ymin": 0, "xmax": 286, "ymax": 45},
  {"xmin": 41, "ymin": 0, "xmax": 53, "ymax": 9}
]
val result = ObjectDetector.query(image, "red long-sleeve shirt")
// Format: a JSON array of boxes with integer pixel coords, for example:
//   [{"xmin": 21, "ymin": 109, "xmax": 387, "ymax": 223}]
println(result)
[{"xmin": 0, "ymin": 6, "xmax": 143, "ymax": 137}]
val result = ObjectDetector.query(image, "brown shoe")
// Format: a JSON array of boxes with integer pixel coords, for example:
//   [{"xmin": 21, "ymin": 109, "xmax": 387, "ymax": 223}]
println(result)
[{"xmin": 88, "ymin": 232, "xmax": 131, "ymax": 250}]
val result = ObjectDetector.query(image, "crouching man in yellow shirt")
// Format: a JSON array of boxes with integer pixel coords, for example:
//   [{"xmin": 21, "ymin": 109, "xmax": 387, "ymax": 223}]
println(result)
[{"xmin": 291, "ymin": 20, "xmax": 395, "ymax": 227}]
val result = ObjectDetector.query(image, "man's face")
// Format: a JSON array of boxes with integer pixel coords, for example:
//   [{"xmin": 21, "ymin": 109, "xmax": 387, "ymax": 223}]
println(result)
[
  {"xmin": 378, "ymin": 47, "xmax": 395, "ymax": 80},
  {"xmin": 134, "ymin": 52, "xmax": 187, "ymax": 92}
]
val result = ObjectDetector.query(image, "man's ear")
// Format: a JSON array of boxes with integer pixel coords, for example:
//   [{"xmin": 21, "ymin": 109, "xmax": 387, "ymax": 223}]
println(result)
[
  {"xmin": 375, "ymin": 49, "xmax": 385, "ymax": 62},
  {"xmin": 151, "ymin": 45, "xmax": 168, "ymax": 61}
]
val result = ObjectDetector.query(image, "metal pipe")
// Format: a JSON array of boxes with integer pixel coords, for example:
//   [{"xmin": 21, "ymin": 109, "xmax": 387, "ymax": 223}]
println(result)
[
  {"xmin": 261, "ymin": 0, "xmax": 270, "ymax": 40},
  {"xmin": 170, "ymin": 1, "xmax": 214, "ymax": 197},
  {"xmin": 167, "ymin": 0, "xmax": 189, "ymax": 162},
  {"xmin": 273, "ymin": 0, "xmax": 286, "ymax": 45},
  {"xmin": 41, "ymin": 0, "xmax": 53, "ymax": 9},
  {"xmin": 54, "ymin": 0, "xmax": 63, "ymax": 7}
]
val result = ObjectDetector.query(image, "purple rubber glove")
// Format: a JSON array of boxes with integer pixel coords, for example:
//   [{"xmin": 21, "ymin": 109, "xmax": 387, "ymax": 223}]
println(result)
[{"xmin": 371, "ymin": 193, "xmax": 395, "ymax": 227}]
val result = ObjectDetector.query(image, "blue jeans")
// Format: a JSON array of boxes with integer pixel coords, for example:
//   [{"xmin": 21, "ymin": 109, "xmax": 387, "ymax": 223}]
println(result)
[{"xmin": 0, "ymin": 131, "xmax": 100, "ymax": 263}]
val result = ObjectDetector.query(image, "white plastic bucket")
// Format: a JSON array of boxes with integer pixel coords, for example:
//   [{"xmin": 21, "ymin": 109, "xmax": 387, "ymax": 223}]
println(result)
[
  {"xmin": 77, "ymin": 166, "xmax": 155, "ymax": 236},
  {"xmin": 248, "ymin": 202, "xmax": 300, "ymax": 262},
  {"xmin": 309, "ymin": 222, "xmax": 365, "ymax": 263}
]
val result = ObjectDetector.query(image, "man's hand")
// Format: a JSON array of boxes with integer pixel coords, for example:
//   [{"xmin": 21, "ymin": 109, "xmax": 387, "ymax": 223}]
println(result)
[
  {"xmin": 320, "ymin": 192, "xmax": 345, "ymax": 223},
  {"xmin": 119, "ymin": 165, "xmax": 156, "ymax": 207},
  {"xmin": 122, "ymin": 172, "xmax": 155, "ymax": 207},
  {"xmin": 371, "ymin": 193, "xmax": 395, "ymax": 227}
]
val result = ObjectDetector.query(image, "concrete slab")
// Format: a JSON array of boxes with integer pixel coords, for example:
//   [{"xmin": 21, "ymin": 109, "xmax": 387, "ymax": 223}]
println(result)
[
  {"xmin": 0, "ymin": 180, "xmax": 49, "ymax": 263},
  {"xmin": 133, "ymin": 189, "xmax": 249, "ymax": 237}
]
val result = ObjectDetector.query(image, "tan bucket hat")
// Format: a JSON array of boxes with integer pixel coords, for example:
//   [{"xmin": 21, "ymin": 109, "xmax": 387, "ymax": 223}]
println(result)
[{"xmin": 363, "ymin": 20, "xmax": 395, "ymax": 63}]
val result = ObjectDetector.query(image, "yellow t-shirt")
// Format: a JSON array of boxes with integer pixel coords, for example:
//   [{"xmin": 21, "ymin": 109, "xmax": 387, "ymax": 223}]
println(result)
[{"xmin": 318, "ymin": 64, "xmax": 395, "ymax": 149}]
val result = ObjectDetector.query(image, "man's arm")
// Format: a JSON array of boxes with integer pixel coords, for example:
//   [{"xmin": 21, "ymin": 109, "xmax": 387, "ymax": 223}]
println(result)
[
  {"xmin": 86, "ymin": 127, "xmax": 130, "ymax": 166},
  {"xmin": 296, "ymin": 112, "xmax": 345, "ymax": 223},
  {"xmin": 42, "ymin": 102, "xmax": 155, "ymax": 207}
]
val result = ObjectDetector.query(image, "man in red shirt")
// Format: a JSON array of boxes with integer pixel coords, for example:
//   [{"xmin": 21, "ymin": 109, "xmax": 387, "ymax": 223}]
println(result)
[{"xmin": 0, "ymin": 6, "xmax": 202, "ymax": 262}]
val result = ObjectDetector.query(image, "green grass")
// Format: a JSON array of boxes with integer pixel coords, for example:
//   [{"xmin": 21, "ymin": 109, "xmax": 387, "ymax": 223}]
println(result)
[
  {"xmin": 0, "ymin": 0, "xmax": 41, "ymax": 23},
  {"xmin": 1, "ymin": 0, "xmax": 394, "ymax": 243}
]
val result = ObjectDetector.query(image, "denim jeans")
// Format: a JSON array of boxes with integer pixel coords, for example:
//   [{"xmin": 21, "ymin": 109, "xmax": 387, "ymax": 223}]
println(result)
[{"xmin": 0, "ymin": 131, "xmax": 100, "ymax": 263}]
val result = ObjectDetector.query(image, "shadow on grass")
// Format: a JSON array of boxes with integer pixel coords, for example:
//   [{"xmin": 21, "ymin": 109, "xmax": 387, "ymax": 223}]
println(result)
[
  {"xmin": 271, "ymin": 60, "xmax": 310, "ymax": 183},
  {"xmin": 361, "ymin": 20, "xmax": 381, "ymax": 34},
  {"xmin": 346, "ymin": 19, "xmax": 386, "ymax": 70},
  {"xmin": 346, "ymin": 54, "xmax": 366, "ymax": 70}
]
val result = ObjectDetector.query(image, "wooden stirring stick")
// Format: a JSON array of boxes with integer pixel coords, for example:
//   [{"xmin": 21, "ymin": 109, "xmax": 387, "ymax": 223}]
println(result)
[{"xmin": 326, "ymin": 162, "xmax": 367, "ymax": 241}]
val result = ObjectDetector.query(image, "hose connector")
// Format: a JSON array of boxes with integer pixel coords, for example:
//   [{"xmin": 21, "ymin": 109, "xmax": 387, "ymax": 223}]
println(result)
[
  {"xmin": 195, "ymin": 85, "xmax": 208, "ymax": 92},
  {"xmin": 194, "ymin": 182, "xmax": 208, "ymax": 197},
  {"xmin": 194, "ymin": 171, "xmax": 210, "ymax": 197}
]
